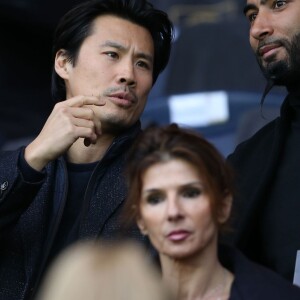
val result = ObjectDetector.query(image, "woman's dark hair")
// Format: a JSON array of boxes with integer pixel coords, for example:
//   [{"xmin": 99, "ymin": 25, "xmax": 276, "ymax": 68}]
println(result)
[
  {"xmin": 51, "ymin": 0, "xmax": 173, "ymax": 102},
  {"xmin": 123, "ymin": 123, "xmax": 235, "ymax": 231}
]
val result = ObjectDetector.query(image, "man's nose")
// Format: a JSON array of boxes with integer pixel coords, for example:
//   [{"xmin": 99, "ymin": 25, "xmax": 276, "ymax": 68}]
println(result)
[
  {"xmin": 117, "ymin": 60, "xmax": 136, "ymax": 87},
  {"xmin": 250, "ymin": 11, "xmax": 274, "ymax": 41}
]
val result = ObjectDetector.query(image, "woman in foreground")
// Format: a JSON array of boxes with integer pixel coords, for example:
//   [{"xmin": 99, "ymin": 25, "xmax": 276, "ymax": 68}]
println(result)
[{"xmin": 124, "ymin": 124, "xmax": 300, "ymax": 300}]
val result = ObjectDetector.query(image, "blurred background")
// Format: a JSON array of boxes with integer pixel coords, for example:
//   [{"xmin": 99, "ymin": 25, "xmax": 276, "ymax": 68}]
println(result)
[{"xmin": 0, "ymin": 0, "xmax": 286, "ymax": 155}]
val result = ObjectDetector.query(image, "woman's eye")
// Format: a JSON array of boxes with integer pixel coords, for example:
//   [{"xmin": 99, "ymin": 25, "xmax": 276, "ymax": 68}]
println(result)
[
  {"xmin": 146, "ymin": 194, "xmax": 163, "ymax": 205},
  {"xmin": 182, "ymin": 188, "xmax": 201, "ymax": 199}
]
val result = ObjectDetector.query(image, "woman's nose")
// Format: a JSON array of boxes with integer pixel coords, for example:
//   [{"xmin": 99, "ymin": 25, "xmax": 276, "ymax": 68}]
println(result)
[{"xmin": 166, "ymin": 198, "xmax": 183, "ymax": 221}]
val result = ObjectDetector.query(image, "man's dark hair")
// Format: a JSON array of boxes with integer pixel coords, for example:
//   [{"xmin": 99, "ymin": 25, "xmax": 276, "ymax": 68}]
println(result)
[{"xmin": 51, "ymin": 0, "xmax": 173, "ymax": 102}]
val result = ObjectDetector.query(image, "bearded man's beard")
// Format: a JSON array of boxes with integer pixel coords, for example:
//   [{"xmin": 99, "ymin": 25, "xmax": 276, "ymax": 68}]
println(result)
[{"xmin": 256, "ymin": 33, "xmax": 300, "ymax": 88}]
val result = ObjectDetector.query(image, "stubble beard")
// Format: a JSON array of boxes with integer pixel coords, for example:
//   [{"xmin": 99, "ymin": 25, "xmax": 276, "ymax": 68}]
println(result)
[
  {"xmin": 256, "ymin": 33, "xmax": 300, "ymax": 89},
  {"xmin": 100, "ymin": 116, "xmax": 130, "ymax": 136},
  {"xmin": 100, "ymin": 110, "xmax": 139, "ymax": 136}
]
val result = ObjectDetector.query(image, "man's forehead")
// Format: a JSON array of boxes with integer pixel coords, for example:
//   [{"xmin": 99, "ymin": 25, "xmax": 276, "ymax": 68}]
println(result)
[
  {"xmin": 244, "ymin": 0, "xmax": 268, "ymax": 15},
  {"xmin": 245, "ymin": 0, "xmax": 267, "ymax": 6}
]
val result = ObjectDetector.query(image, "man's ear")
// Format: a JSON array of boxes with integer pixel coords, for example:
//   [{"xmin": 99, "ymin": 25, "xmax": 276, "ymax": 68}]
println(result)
[
  {"xmin": 217, "ymin": 194, "xmax": 233, "ymax": 224},
  {"xmin": 137, "ymin": 218, "xmax": 148, "ymax": 236},
  {"xmin": 54, "ymin": 49, "xmax": 71, "ymax": 80}
]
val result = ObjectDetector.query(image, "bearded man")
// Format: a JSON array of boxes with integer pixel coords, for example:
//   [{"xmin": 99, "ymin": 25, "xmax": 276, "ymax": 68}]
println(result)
[{"xmin": 226, "ymin": 0, "xmax": 300, "ymax": 283}]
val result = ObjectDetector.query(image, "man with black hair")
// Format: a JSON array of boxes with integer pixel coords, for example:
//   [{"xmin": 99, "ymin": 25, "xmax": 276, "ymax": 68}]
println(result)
[
  {"xmin": 227, "ymin": 0, "xmax": 300, "ymax": 283},
  {"xmin": 0, "ymin": 1, "xmax": 173, "ymax": 299}
]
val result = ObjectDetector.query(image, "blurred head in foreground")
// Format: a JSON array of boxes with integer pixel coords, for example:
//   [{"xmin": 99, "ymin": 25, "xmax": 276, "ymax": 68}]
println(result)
[{"xmin": 37, "ymin": 241, "xmax": 171, "ymax": 300}]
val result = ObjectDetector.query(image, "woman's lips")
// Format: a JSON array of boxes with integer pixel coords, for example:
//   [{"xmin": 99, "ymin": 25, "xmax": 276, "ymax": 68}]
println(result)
[{"xmin": 167, "ymin": 230, "xmax": 191, "ymax": 242}]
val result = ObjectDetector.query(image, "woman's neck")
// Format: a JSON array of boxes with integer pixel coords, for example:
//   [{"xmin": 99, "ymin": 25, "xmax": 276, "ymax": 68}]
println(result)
[{"xmin": 160, "ymin": 246, "xmax": 233, "ymax": 300}]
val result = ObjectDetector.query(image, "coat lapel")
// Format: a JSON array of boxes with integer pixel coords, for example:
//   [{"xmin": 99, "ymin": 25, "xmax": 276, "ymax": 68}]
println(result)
[{"xmin": 78, "ymin": 154, "xmax": 127, "ymax": 239}]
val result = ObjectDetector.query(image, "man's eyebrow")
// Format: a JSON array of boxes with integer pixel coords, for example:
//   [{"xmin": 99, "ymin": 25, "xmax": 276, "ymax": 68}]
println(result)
[
  {"xmin": 243, "ymin": 3, "xmax": 257, "ymax": 15},
  {"xmin": 137, "ymin": 52, "xmax": 153, "ymax": 64},
  {"xmin": 100, "ymin": 40, "xmax": 153, "ymax": 63},
  {"xmin": 100, "ymin": 40, "xmax": 125, "ymax": 50},
  {"xmin": 244, "ymin": 0, "xmax": 268, "ymax": 15}
]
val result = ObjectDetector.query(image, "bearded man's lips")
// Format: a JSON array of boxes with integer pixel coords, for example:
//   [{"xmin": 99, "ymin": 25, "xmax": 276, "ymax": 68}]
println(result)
[{"xmin": 258, "ymin": 44, "xmax": 282, "ymax": 61}]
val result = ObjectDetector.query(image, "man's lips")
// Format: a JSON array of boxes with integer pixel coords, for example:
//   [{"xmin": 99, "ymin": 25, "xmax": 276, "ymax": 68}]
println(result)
[
  {"xmin": 107, "ymin": 92, "xmax": 136, "ymax": 103},
  {"xmin": 167, "ymin": 230, "xmax": 191, "ymax": 242},
  {"xmin": 258, "ymin": 44, "xmax": 281, "ymax": 58}
]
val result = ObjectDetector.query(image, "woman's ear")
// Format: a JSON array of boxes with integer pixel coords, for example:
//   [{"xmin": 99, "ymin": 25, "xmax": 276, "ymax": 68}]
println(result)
[
  {"xmin": 54, "ymin": 49, "xmax": 71, "ymax": 80},
  {"xmin": 217, "ymin": 194, "xmax": 233, "ymax": 224},
  {"xmin": 137, "ymin": 218, "xmax": 148, "ymax": 236}
]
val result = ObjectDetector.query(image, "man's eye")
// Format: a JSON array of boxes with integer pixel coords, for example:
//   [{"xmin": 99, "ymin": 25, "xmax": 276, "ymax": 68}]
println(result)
[
  {"xmin": 146, "ymin": 194, "xmax": 163, "ymax": 205},
  {"xmin": 182, "ymin": 188, "xmax": 201, "ymax": 199},
  {"xmin": 105, "ymin": 52, "xmax": 118, "ymax": 59},
  {"xmin": 137, "ymin": 60, "xmax": 150, "ymax": 70},
  {"xmin": 274, "ymin": 0, "xmax": 287, "ymax": 9},
  {"xmin": 247, "ymin": 12, "xmax": 257, "ymax": 23}
]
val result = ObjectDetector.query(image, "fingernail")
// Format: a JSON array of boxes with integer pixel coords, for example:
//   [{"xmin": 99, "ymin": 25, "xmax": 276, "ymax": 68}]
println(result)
[{"xmin": 84, "ymin": 138, "xmax": 91, "ymax": 147}]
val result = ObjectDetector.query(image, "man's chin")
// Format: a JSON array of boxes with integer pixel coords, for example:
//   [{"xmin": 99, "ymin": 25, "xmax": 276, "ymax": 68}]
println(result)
[
  {"xmin": 101, "ymin": 119, "xmax": 134, "ymax": 135},
  {"xmin": 261, "ymin": 60, "xmax": 290, "ymax": 85}
]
